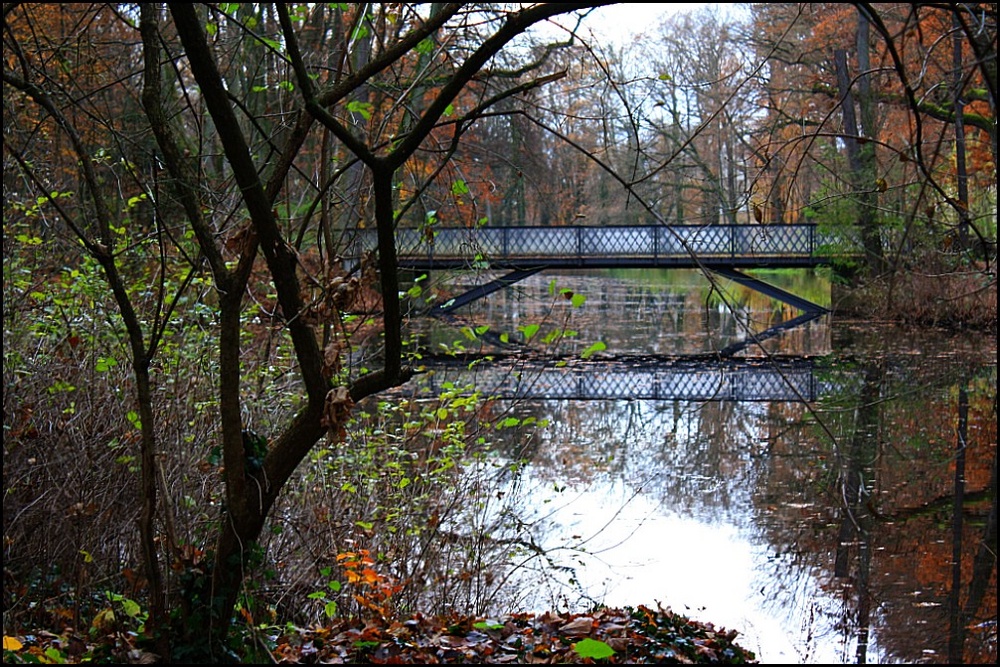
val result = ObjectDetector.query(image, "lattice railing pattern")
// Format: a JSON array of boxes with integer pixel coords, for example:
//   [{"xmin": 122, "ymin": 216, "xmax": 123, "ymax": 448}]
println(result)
[
  {"xmin": 417, "ymin": 359, "xmax": 829, "ymax": 402},
  {"xmin": 353, "ymin": 224, "xmax": 829, "ymax": 267}
]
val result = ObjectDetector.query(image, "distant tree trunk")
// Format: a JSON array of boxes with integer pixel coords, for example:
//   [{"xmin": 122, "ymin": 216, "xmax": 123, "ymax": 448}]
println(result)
[
  {"xmin": 952, "ymin": 12, "xmax": 971, "ymax": 250},
  {"xmin": 834, "ymin": 46, "xmax": 884, "ymax": 277},
  {"xmin": 723, "ymin": 121, "xmax": 739, "ymax": 225},
  {"xmin": 340, "ymin": 8, "xmax": 373, "ymax": 235},
  {"xmin": 769, "ymin": 168, "xmax": 786, "ymax": 224}
]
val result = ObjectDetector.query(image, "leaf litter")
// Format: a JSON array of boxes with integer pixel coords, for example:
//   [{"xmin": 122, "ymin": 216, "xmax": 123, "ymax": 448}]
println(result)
[
  {"xmin": 268, "ymin": 604, "xmax": 757, "ymax": 664},
  {"xmin": 3, "ymin": 604, "xmax": 757, "ymax": 663}
]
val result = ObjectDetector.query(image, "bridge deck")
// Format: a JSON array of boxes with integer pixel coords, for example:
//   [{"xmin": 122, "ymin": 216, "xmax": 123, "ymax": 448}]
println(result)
[{"xmin": 350, "ymin": 223, "xmax": 831, "ymax": 270}]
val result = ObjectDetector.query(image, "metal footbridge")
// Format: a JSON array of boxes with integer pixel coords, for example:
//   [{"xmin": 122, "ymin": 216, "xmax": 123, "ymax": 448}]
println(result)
[
  {"xmin": 350, "ymin": 223, "xmax": 834, "ymax": 355},
  {"xmin": 367, "ymin": 223, "xmax": 830, "ymax": 272}
]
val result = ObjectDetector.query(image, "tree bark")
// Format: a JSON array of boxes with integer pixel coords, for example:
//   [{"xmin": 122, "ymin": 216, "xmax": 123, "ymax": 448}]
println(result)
[
  {"xmin": 834, "ymin": 46, "xmax": 884, "ymax": 277},
  {"xmin": 952, "ymin": 12, "xmax": 971, "ymax": 249}
]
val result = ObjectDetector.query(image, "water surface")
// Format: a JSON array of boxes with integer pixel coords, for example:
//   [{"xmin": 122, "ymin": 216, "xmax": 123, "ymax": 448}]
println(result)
[{"xmin": 407, "ymin": 269, "xmax": 997, "ymax": 664}]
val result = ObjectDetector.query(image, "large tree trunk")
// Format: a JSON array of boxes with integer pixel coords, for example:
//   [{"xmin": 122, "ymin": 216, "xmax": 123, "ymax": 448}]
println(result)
[
  {"xmin": 855, "ymin": 10, "xmax": 886, "ymax": 276},
  {"xmin": 834, "ymin": 46, "xmax": 884, "ymax": 277}
]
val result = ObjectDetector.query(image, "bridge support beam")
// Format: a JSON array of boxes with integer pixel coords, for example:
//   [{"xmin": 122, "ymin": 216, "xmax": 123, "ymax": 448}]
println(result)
[
  {"xmin": 428, "ymin": 267, "xmax": 543, "ymax": 316},
  {"xmin": 423, "ymin": 265, "xmax": 829, "ymax": 357},
  {"xmin": 711, "ymin": 268, "xmax": 828, "ymax": 357}
]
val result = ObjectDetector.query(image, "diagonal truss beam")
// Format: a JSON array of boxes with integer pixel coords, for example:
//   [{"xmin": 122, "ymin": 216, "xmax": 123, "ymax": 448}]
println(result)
[
  {"xmin": 423, "ymin": 265, "xmax": 828, "ymax": 357},
  {"xmin": 428, "ymin": 267, "xmax": 544, "ymax": 316},
  {"xmin": 711, "ymin": 268, "xmax": 828, "ymax": 357},
  {"xmin": 712, "ymin": 267, "xmax": 828, "ymax": 314}
]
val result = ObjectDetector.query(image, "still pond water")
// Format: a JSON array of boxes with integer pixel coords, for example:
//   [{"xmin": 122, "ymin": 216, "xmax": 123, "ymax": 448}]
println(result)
[{"xmin": 407, "ymin": 268, "xmax": 997, "ymax": 665}]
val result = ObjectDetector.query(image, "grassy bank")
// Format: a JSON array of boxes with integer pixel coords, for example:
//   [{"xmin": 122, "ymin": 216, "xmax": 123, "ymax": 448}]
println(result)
[{"xmin": 832, "ymin": 264, "xmax": 997, "ymax": 332}]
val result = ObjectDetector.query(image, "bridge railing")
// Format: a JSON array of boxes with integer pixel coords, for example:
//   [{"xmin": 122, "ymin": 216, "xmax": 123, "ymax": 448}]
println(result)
[{"xmin": 349, "ymin": 223, "xmax": 831, "ymax": 268}]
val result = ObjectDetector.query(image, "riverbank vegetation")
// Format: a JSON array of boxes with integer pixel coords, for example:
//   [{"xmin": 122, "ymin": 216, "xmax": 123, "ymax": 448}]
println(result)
[{"xmin": 3, "ymin": 3, "xmax": 995, "ymax": 663}]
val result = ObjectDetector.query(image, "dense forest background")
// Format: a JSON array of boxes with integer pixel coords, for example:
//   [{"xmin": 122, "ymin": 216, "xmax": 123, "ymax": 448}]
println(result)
[{"xmin": 3, "ymin": 2, "xmax": 996, "ymax": 663}]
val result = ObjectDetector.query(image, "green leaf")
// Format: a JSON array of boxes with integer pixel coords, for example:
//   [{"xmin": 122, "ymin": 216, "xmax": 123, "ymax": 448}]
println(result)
[
  {"xmin": 208, "ymin": 446, "xmax": 222, "ymax": 466},
  {"xmin": 581, "ymin": 341, "xmax": 607, "ymax": 359},
  {"xmin": 351, "ymin": 24, "xmax": 369, "ymax": 41},
  {"xmin": 473, "ymin": 620, "xmax": 504, "ymax": 631},
  {"xmin": 451, "ymin": 179, "xmax": 470, "ymax": 196},
  {"xmin": 121, "ymin": 598, "xmax": 141, "ymax": 618},
  {"xmin": 416, "ymin": 37, "xmax": 435, "ymax": 55},
  {"xmin": 125, "ymin": 194, "xmax": 147, "ymax": 209},
  {"xmin": 571, "ymin": 293, "xmax": 587, "ymax": 308},
  {"xmin": 346, "ymin": 100, "xmax": 373, "ymax": 120},
  {"xmin": 541, "ymin": 330, "xmax": 562, "ymax": 344},
  {"xmin": 95, "ymin": 356, "xmax": 117, "ymax": 372},
  {"xmin": 15, "ymin": 234, "xmax": 43, "ymax": 246},
  {"xmin": 574, "ymin": 637, "xmax": 615, "ymax": 660},
  {"xmin": 518, "ymin": 323, "xmax": 540, "ymax": 342}
]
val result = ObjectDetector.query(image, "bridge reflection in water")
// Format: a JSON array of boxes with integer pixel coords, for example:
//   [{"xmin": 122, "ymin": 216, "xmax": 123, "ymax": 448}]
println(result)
[{"xmin": 411, "ymin": 355, "xmax": 833, "ymax": 402}]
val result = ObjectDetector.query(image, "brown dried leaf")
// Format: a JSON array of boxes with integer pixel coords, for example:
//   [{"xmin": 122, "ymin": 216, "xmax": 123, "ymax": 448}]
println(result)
[{"xmin": 559, "ymin": 616, "xmax": 596, "ymax": 637}]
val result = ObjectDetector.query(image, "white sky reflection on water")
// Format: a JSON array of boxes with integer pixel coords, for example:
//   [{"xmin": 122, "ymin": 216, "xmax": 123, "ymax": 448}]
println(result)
[{"xmin": 508, "ymin": 471, "xmax": 882, "ymax": 664}]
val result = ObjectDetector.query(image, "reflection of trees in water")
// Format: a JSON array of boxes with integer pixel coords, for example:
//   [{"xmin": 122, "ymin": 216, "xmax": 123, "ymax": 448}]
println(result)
[
  {"xmin": 753, "ymin": 350, "xmax": 997, "ymax": 664},
  {"xmin": 421, "ymin": 269, "xmax": 830, "ymax": 357},
  {"xmin": 409, "ymin": 285, "xmax": 994, "ymax": 662},
  {"xmin": 954, "ymin": 445, "xmax": 997, "ymax": 664},
  {"xmin": 464, "ymin": 349, "xmax": 994, "ymax": 663},
  {"xmin": 521, "ymin": 398, "xmax": 778, "ymax": 520},
  {"xmin": 466, "ymin": 395, "xmax": 796, "ymax": 615}
]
